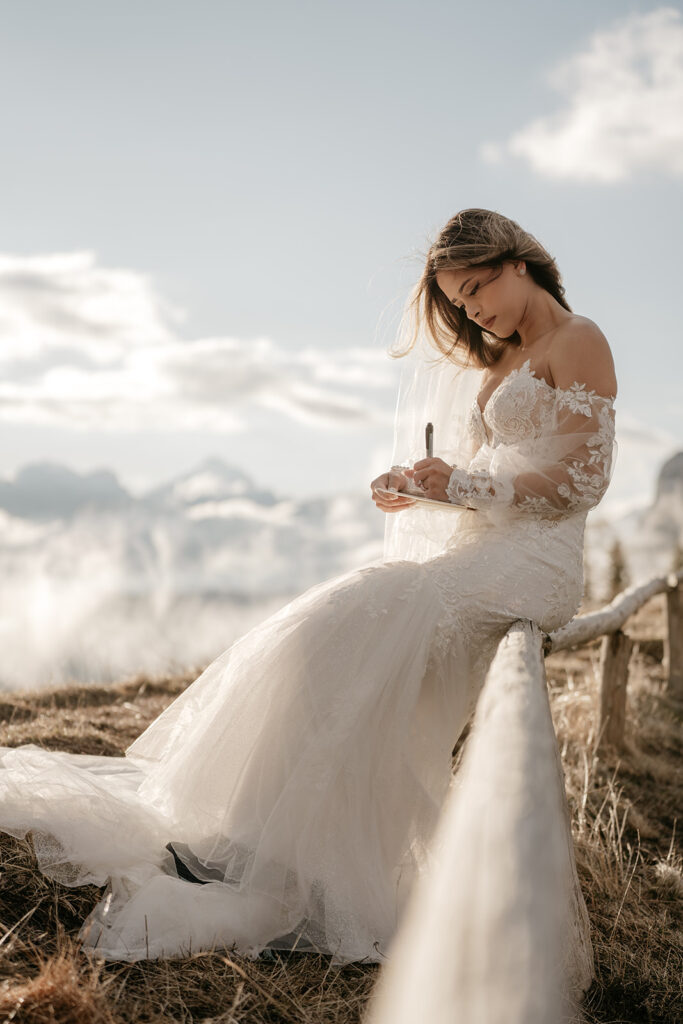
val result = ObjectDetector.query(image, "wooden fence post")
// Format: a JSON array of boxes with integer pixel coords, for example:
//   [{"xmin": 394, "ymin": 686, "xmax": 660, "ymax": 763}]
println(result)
[
  {"xmin": 664, "ymin": 576, "xmax": 683, "ymax": 698},
  {"xmin": 598, "ymin": 629, "xmax": 634, "ymax": 752}
]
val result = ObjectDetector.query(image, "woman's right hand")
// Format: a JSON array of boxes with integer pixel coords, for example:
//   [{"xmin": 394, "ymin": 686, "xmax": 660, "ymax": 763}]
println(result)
[{"xmin": 370, "ymin": 468, "xmax": 417, "ymax": 513}]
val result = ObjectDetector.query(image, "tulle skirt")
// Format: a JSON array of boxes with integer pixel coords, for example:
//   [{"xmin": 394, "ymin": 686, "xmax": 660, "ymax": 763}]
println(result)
[{"xmin": 0, "ymin": 511, "xmax": 589, "ymax": 969}]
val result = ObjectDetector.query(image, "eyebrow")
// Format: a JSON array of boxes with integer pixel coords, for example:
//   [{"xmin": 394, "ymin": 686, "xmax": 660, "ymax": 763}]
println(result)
[{"xmin": 451, "ymin": 275, "xmax": 474, "ymax": 304}]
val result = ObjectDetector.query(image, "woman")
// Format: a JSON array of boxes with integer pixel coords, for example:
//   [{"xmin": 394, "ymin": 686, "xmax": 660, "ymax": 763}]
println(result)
[{"xmin": 0, "ymin": 210, "xmax": 617, "ymax": 992}]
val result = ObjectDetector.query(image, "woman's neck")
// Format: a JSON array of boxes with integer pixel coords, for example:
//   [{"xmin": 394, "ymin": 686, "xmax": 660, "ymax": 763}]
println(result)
[{"xmin": 515, "ymin": 290, "xmax": 572, "ymax": 350}]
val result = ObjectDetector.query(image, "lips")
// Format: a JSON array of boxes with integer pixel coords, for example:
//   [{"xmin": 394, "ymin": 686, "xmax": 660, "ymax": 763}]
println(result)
[{"xmin": 482, "ymin": 315, "xmax": 496, "ymax": 330}]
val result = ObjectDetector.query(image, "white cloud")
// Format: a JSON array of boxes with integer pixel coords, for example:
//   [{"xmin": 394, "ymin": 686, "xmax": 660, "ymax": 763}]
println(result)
[
  {"xmin": 0, "ymin": 252, "xmax": 398, "ymax": 433},
  {"xmin": 482, "ymin": 7, "xmax": 683, "ymax": 182},
  {"xmin": 0, "ymin": 251, "xmax": 182, "ymax": 363}
]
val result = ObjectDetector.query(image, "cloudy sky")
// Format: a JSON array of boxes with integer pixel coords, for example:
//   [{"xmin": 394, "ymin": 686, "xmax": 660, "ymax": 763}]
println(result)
[{"xmin": 0, "ymin": 0, "xmax": 681, "ymax": 513}]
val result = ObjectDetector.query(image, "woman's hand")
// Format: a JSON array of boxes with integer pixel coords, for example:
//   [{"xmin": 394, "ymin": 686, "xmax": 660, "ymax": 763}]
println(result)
[
  {"xmin": 370, "ymin": 468, "xmax": 417, "ymax": 513},
  {"xmin": 411, "ymin": 457, "xmax": 454, "ymax": 502}
]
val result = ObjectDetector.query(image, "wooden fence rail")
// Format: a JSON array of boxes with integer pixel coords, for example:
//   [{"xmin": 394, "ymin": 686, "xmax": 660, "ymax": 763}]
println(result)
[
  {"xmin": 542, "ymin": 567, "xmax": 683, "ymax": 752},
  {"xmin": 368, "ymin": 619, "xmax": 596, "ymax": 1024},
  {"xmin": 367, "ymin": 566, "xmax": 683, "ymax": 1024}
]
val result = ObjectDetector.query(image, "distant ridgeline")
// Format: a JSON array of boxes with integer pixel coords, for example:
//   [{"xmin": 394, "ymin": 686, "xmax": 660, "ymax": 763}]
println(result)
[
  {"xmin": 585, "ymin": 450, "xmax": 683, "ymax": 600},
  {"xmin": 0, "ymin": 456, "xmax": 383, "ymax": 691},
  {"xmin": 0, "ymin": 452, "xmax": 681, "ymax": 691}
]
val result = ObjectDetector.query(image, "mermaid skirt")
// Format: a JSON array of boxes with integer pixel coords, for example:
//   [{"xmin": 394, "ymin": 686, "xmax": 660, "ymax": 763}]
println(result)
[{"xmin": 0, "ymin": 514, "xmax": 590, "ymax": 979}]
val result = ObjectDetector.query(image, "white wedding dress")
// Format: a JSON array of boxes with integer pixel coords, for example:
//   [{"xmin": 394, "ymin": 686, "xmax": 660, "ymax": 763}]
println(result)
[{"xmin": 0, "ymin": 359, "xmax": 616, "ymax": 1007}]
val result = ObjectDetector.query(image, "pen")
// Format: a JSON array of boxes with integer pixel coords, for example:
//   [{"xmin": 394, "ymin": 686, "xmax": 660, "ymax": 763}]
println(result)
[{"xmin": 425, "ymin": 422, "xmax": 433, "ymax": 458}]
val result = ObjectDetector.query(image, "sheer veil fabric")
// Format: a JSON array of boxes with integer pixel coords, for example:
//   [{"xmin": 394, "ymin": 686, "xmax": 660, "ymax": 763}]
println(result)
[
  {"xmin": 383, "ymin": 326, "xmax": 485, "ymax": 562},
  {"xmin": 383, "ymin": 322, "xmax": 617, "ymax": 560},
  {"xmin": 0, "ymin": 317, "xmax": 617, "ymax": 1021}
]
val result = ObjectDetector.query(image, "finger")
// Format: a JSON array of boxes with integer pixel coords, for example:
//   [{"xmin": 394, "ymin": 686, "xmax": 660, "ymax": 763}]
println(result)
[
  {"xmin": 380, "ymin": 502, "xmax": 416, "ymax": 512},
  {"xmin": 378, "ymin": 493, "xmax": 414, "ymax": 505},
  {"xmin": 373, "ymin": 495, "xmax": 416, "ymax": 510}
]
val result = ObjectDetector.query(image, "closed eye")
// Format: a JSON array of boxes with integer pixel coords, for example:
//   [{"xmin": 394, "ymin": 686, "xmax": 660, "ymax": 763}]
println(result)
[{"xmin": 451, "ymin": 281, "xmax": 479, "ymax": 310}]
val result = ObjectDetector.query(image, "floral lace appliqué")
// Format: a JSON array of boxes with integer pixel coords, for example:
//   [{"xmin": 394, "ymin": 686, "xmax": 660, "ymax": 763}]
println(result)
[{"xmin": 446, "ymin": 363, "xmax": 616, "ymax": 523}]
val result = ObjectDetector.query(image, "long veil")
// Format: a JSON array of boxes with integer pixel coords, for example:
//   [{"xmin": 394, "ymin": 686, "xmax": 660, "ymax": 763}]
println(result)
[{"xmin": 382, "ymin": 320, "xmax": 484, "ymax": 563}]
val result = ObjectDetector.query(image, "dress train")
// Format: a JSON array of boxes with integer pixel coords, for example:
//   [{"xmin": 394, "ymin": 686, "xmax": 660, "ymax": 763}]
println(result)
[{"xmin": 1, "ymin": 555, "xmax": 510, "ymax": 963}]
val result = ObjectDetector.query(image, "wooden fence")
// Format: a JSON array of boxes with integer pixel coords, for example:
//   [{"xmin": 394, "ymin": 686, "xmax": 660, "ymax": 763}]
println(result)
[
  {"xmin": 542, "ymin": 567, "xmax": 683, "ymax": 751},
  {"xmin": 366, "ymin": 565, "xmax": 683, "ymax": 1024}
]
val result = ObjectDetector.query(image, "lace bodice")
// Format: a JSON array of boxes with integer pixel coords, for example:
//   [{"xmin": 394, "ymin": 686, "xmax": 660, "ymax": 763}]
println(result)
[
  {"xmin": 446, "ymin": 358, "xmax": 617, "ymax": 521},
  {"xmin": 469, "ymin": 357, "xmax": 557, "ymax": 446}
]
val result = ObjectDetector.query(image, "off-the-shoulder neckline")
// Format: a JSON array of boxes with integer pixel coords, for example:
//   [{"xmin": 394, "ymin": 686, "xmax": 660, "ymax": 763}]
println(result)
[{"xmin": 475, "ymin": 356, "xmax": 615, "ymax": 419}]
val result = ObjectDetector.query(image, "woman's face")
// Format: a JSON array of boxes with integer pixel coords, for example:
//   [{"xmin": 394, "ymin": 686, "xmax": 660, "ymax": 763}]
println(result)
[{"xmin": 435, "ymin": 261, "xmax": 526, "ymax": 339}]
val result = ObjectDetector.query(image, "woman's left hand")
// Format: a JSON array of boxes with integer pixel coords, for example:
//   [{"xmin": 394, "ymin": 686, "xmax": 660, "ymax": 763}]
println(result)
[{"xmin": 411, "ymin": 458, "xmax": 453, "ymax": 501}]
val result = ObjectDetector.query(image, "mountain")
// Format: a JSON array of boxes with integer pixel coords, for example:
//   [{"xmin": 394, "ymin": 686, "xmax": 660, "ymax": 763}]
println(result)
[
  {"xmin": 0, "ymin": 457, "xmax": 386, "ymax": 691},
  {"xmin": 140, "ymin": 456, "xmax": 277, "ymax": 511},
  {"xmin": 626, "ymin": 450, "xmax": 683, "ymax": 578},
  {"xmin": 585, "ymin": 449, "xmax": 683, "ymax": 592},
  {"xmin": 0, "ymin": 461, "xmax": 132, "ymax": 520},
  {"xmin": 655, "ymin": 451, "xmax": 683, "ymax": 503},
  {"xmin": 2, "ymin": 451, "xmax": 681, "ymax": 692}
]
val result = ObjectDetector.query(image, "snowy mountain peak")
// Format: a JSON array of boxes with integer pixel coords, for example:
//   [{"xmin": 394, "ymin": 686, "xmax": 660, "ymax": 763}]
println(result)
[
  {"xmin": 656, "ymin": 451, "xmax": 683, "ymax": 500},
  {"xmin": 0, "ymin": 460, "xmax": 131, "ymax": 520},
  {"xmin": 142, "ymin": 456, "xmax": 259, "ymax": 508}
]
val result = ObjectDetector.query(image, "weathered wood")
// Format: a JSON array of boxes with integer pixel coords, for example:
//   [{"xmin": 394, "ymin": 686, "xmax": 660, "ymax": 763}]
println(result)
[
  {"xmin": 546, "ymin": 569, "xmax": 683, "ymax": 655},
  {"xmin": 664, "ymin": 580, "xmax": 683, "ymax": 697},
  {"xmin": 365, "ymin": 619, "xmax": 593, "ymax": 1024},
  {"xmin": 597, "ymin": 630, "xmax": 634, "ymax": 751}
]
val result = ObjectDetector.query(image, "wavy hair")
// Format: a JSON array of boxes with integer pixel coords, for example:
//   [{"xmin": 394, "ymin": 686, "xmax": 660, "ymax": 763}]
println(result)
[{"xmin": 391, "ymin": 208, "xmax": 571, "ymax": 367}]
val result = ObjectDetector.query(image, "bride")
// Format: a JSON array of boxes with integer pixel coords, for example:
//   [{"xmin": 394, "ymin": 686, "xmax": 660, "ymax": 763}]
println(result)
[{"xmin": 0, "ymin": 209, "xmax": 617, "ymax": 994}]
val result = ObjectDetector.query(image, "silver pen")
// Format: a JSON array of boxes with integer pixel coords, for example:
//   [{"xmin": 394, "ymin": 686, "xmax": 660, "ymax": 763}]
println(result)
[{"xmin": 425, "ymin": 422, "xmax": 433, "ymax": 458}]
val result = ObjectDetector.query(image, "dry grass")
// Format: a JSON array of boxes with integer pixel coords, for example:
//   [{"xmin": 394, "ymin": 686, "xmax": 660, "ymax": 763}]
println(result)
[
  {"xmin": 545, "ymin": 593, "xmax": 683, "ymax": 1023},
  {"xmin": 0, "ymin": 597, "xmax": 681, "ymax": 1023}
]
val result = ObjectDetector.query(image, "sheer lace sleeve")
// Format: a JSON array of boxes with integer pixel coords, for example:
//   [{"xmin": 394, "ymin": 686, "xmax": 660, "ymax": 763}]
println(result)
[{"xmin": 446, "ymin": 383, "xmax": 617, "ymax": 520}]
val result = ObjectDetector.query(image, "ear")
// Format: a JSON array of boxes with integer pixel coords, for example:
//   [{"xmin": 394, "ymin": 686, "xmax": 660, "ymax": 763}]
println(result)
[{"xmin": 515, "ymin": 261, "xmax": 526, "ymax": 276}]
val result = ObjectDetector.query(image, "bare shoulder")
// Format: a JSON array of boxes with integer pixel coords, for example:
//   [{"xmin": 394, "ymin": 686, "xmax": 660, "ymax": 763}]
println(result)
[{"xmin": 548, "ymin": 315, "xmax": 618, "ymax": 399}]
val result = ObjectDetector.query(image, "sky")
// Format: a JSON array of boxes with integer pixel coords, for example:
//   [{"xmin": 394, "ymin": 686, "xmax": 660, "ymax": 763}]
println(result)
[{"xmin": 0, "ymin": 0, "xmax": 681, "ymax": 514}]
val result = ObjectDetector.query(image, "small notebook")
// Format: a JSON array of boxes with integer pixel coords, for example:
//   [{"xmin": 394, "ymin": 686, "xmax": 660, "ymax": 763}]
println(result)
[{"xmin": 376, "ymin": 486, "xmax": 475, "ymax": 512}]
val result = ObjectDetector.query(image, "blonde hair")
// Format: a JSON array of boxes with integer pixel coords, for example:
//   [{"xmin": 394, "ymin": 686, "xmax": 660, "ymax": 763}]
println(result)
[{"xmin": 392, "ymin": 208, "xmax": 571, "ymax": 367}]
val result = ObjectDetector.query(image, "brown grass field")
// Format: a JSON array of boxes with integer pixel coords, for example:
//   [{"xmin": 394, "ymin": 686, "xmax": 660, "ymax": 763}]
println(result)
[{"xmin": 0, "ymin": 593, "xmax": 681, "ymax": 1023}]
